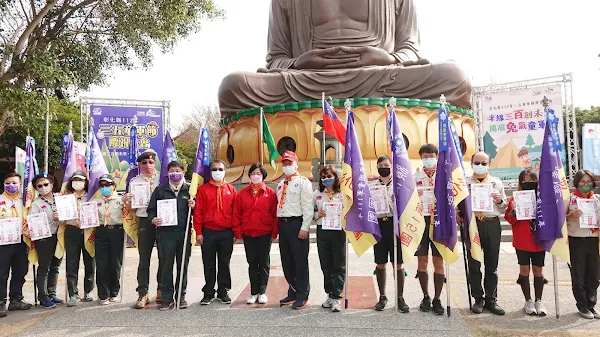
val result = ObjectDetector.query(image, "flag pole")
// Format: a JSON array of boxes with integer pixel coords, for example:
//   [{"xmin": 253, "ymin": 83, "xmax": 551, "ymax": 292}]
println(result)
[
  {"xmin": 459, "ymin": 226, "xmax": 473, "ymax": 310},
  {"xmin": 176, "ymin": 206, "xmax": 193, "ymax": 310},
  {"xmin": 64, "ymin": 122, "xmax": 73, "ymax": 303},
  {"xmin": 322, "ymin": 93, "xmax": 327, "ymax": 166},
  {"xmin": 343, "ymin": 99, "xmax": 352, "ymax": 310},
  {"xmin": 260, "ymin": 107, "xmax": 264, "ymax": 166},
  {"xmin": 552, "ymin": 256, "xmax": 559, "ymax": 318},
  {"xmin": 388, "ymin": 97, "xmax": 398, "ymax": 315},
  {"xmin": 119, "ymin": 229, "xmax": 127, "ymax": 303}
]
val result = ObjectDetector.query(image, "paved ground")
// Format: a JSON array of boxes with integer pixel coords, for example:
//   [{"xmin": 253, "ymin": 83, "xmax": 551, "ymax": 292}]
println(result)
[{"xmin": 2, "ymin": 242, "xmax": 600, "ymax": 337}]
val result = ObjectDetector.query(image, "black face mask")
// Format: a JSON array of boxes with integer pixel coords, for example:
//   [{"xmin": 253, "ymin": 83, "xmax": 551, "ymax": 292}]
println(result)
[
  {"xmin": 521, "ymin": 182, "xmax": 538, "ymax": 191},
  {"xmin": 378, "ymin": 168, "xmax": 391, "ymax": 178}
]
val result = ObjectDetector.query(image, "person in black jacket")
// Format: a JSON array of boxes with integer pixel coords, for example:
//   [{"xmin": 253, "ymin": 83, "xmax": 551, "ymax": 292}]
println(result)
[{"xmin": 147, "ymin": 161, "xmax": 195, "ymax": 310}]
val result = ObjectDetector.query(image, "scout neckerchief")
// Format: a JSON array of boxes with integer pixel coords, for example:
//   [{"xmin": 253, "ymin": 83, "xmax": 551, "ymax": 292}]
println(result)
[
  {"xmin": 324, "ymin": 189, "xmax": 336, "ymax": 202},
  {"xmin": 2, "ymin": 191, "xmax": 20, "ymax": 218},
  {"xmin": 473, "ymin": 174, "xmax": 489, "ymax": 221},
  {"xmin": 73, "ymin": 191, "xmax": 86, "ymax": 227},
  {"xmin": 423, "ymin": 167, "xmax": 436, "ymax": 186},
  {"xmin": 141, "ymin": 172, "xmax": 157, "ymax": 192},
  {"xmin": 573, "ymin": 189, "xmax": 598, "ymax": 234},
  {"xmin": 209, "ymin": 179, "xmax": 226, "ymax": 211},
  {"xmin": 279, "ymin": 173, "xmax": 299, "ymax": 209},
  {"xmin": 103, "ymin": 193, "xmax": 117, "ymax": 226}
]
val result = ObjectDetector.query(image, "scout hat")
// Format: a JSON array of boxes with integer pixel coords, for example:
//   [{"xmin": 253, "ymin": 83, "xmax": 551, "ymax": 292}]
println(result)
[
  {"xmin": 99, "ymin": 174, "xmax": 115, "ymax": 184},
  {"xmin": 136, "ymin": 149, "xmax": 157, "ymax": 163},
  {"xmin": 281, "ymin": 150, "xmax": 298, "ymax": 163}
]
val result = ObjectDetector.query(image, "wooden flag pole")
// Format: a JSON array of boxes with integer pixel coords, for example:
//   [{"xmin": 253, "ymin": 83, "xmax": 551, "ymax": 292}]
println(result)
[
  {"xmin": 176, "ymin": 206, "xmax": 193, "ymax": 310},
  {"xmin": 259, "ymin": 107, "xmax": 264, "ymax": 166}
]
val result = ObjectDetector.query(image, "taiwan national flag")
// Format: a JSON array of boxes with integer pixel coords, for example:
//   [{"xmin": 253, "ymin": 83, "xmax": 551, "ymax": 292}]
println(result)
[{"xmin": 322, "ymin": 97, "xmax": 346, "ymax": 145}]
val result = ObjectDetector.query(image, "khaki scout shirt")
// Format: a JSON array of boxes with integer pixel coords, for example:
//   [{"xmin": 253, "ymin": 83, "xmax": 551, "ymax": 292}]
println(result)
[
  {"xmin": 128, "ymin": 173, "xmax": 160, "ymax": 218},
  {"xmin": 30, "ymin": 197, "xmax": 59, "ymax": 234},
  {"xmin": 566, "ymin": 193, "xmax": 600, "ymax": 238},
  {"xmin": 465, "ymin": 174, "xmax": 508, "ymax": 218},
  {"xmin": 0, "ymin": 193, "xmax": 23, "ymax": 219},
  {"xmin": 313, "ymin": 189, "xmax": 343, "ymax": 226},
  {"xmin": 276, "ymin": 175, "xmax": 313, "ymax": 232},
  {"xmin": 64, "ymin": 192, "xmax": 87, "ymax": 227},
  {"xmin": 93, "ymin": 194, "xmax": 125, "ymax": 226},
  {"xmin": 368, "ymin": 179, "xmax": 394, "ymax": 219}
]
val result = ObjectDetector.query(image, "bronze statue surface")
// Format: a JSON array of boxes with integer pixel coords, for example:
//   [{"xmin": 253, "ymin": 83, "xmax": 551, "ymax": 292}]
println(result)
[{"xmin": 218, "ymin": 0, "xmax": 472, "ymax": 117}]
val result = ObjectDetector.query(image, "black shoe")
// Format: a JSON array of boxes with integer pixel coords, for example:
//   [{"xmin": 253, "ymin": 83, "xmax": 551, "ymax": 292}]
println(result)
[
  {"xmin": 484, "ymin": 300, "xmax": 505, "ymax": 315},
  {"xmin": 8, "ymin": 299, "xmax": 32, "ymax": 311},
  {"xmin": 179, "ymin": 299, "xmax": 188, "ymax": 309},
  {"xmin": 432, "ymin": 299, "xmax": 445, "ymax": 315},
  {"xmin": 375, "ymin": 296, "xmax": 388, "ymax": 311},
  {"xmin": 217, "ymin": 293, "xmax": 232, "ymax": 304},
  {"xmin": 200, "ymin": 293, "xmax": 215, "ymax": 305},
  {"xmin": 472, "ymin": 298, "xmax": 485, "ymax": 314},
  {"xmin": 419, "ymin": 296, "xmax": 432, "ymax": 312},
  {"xmin": 397, "ymin": 298, "xmax": 410, "ymax": 313},
  {"xmin": 0, "ymin": 302, "xmax": 6, "ymax": 318},
  {"xmin": 158, "ymin": 302, "xmax": 174, "ymax": 311}
]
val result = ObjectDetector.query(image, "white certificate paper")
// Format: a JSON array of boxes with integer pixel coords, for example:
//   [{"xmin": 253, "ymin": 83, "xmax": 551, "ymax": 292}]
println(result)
[
  {"xmin": 131, "ymin": 182, "xmax": 151, "ymax": 209},
  {"xmin": 577, "ymin": 199, "xmax": 599, "ymax": 229},
  {"xmin": 157, "ymin": 199, "xmax": 178, "ymax": 227},
  {"xmin": 322, "ymin": 202, "xmax": 342, "ymax": 230},
  {"xmin": 370, "ymin": 185, "xmax": 390, "ymax": 215},
  {"xmin": 0, "ymin": 217, "xmax": 22, "ymax": 246},
  {"xmin": 55, "ymin": 194, "xmax": 78, "ymax": 221},
  {"xmin": 419, "ymin": 187, "xmax": 434, "ymax": 216},
  {"xmin": 27, "ymin": 213, "xmax": 52, "ymax": 241},
  {"xmin": 513, "ymin": 190, "xmax": 536, "ymax": 220},
  {"xmin": 79, "ymin": 202, "xmax": 100, "ymax": 229},
  {"xmin": 471, "ymin": 183, "xmax": 494, "ymax": 212}
]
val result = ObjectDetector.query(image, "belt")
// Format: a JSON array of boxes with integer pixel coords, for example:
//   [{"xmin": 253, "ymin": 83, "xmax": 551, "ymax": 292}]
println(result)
[
  {"xmin": 279, "ymin": 216, "xmax": 302, "ymax": 222},
  {"xmin": 101, "ymin": 225, "xmax": 122, "ymax": 229},
  {"xmin": 480, "ymin": 216, "xmax": 499, "ymax": 222},
  {"xmin": 378, "ymin": 216, "xmax": 392, "ymax": 222}
]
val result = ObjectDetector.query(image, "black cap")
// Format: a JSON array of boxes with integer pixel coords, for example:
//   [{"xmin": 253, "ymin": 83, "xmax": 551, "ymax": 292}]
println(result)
[
  {"xmin": 136, "ymin": 150, "xmax": 157, "ymax": 163},
  {"xmin": 32, "ymin": 173, "xmax": 53, "ymax": 186}
]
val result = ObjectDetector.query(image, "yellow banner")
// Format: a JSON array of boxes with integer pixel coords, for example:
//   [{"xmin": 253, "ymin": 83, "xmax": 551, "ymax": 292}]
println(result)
[
  {"xmin": 55, "ymin": 223, "xmax": 66, "ymax": 259},
  {"xmin": 549, "ymin": 168, "xmax": 570, "ymax": 264},
  {"xmin": 399, "ymin": 191, "xmax": 425, "ymax": 263}
]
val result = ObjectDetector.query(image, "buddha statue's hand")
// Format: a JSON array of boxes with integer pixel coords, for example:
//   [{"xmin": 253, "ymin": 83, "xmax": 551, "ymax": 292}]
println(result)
[
  {"xmin": 257, "ymin": 67, "xmax": 284, "ymax": 73},
  {"xmin": 326, "ymin": 46, "xmax": 397, "ymax": 69},
  {"xmin": 292, "ymin": 47, "xmax": 359, "ymax": 70},
  {"xmin": 401, "ymin": 59, "xmax": 431, "ymax": 67}
]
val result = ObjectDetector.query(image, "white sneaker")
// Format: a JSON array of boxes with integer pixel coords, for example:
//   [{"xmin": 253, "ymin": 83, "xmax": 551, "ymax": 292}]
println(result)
[
  {"xmin": 246, "ymin": 295, "xmax": 258, "ymax": 304},
  {"xmin": 590, "ymin": 308, "xmax": 600, "ymax": 319},
  {"xmin": 322, "ymin": 295, "xmax": 333, "ymax": 308},
  {"xmin": 579, "ymin": 309, "xmax": 594, "ymax": 319},
  {"xmin": 331, "ymin": 299, "xmax": 341, "ymax": 312},
  {"xmin": 524, "ymin": 299, "xmax": 536, "ymax": 315},
  {"xmin": 258, "ymin": 294, "xmax": 268, "ymax": 304},
  {"xmin": 66, "ymin": 297, "xmax": 78, "ymax": 307},
  {"xmin": 534, "ymin": 300, "xmax": 547, "ymax": 316}
]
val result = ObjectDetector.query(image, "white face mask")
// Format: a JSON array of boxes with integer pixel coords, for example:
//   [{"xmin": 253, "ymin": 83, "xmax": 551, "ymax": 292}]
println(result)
[
  {"xmin": 72, "ymin": 181, "xmax": 85, "ymax": 191},
  {"xmin": 250, "ymin": 175, "xmax": 263, "ymax": 184},
  {"xmin": 422, "ymin": 158, "xmax": 437, "ymax": 169},
  {"xmin": 211, "ymin": 171, "xmax": 225, "ymax": 181},
  {"xmin": 38, "ymin": 186, "xmax": 52, "ymax": 196},
  {"xmin": 282, "ymin": 165, "xmax": 296, "ymax": 176},
  {"xmin": 472, "ymin": 164, "xmax": 488, "ymax": 175}
]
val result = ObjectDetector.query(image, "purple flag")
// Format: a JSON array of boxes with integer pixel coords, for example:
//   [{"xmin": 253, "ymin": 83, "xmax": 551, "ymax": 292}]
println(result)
[
  {"xmin": 534, "ymin": 108, "xmax": 565, "ymax": 251},
  {"xmin": 159, "ymin": 130, "xmax": 178, "ymax": 185},
  {"xmin": 342, "ymin": 111, "xmax": 381, "ymax": 240},
  {"xmin": 190, "ymin": 127, "xmax": 211, "ymax": 198},
  {"xmin": 22, "ymin": 137, "xmax": 39, "ymax": 205},
  {"xmin": 124, "ymin": 124, "xmax": 140, "ymax": 191},
  {"xmin": 87, "ymin": 127, "xmax": 109, "ymax": 201},
  {"xmin": 60, "ymin": 133, "xmax": 71, "ymax": 169},
  {"xmin": 63, "ymin": 131, "xmax": 78, "ymax": 181},
  {"xmin": 432, "ymin": 106, "xmax": 459, "ymax": 250}
]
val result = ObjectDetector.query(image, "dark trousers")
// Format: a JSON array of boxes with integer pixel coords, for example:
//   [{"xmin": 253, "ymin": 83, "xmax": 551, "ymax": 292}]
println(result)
[
  {"xmin": 569, "ymin": 236, "xmax": 600, "ymax": 311},
  {"xmin": 0, "ymin": 242, "xmax": 29, "ymax": 301},
  {"xmin": 243, "ymin": 234, "xmax": 271, "ymax": 295},
  {"xmin": 317, "ymin": 226, "xmax": 346, "ymax": 299},
  {"xmin": 201, "ymin": 228, "xmax": 233, "ymax": 295},
  {"xmin": 35, "ymin": 234, "xmax": 62, "ymax": 302},
  {"xmin": 279, "ymin": 217, "xmax": 310, "ymax": 302},
  {"xmin": 95, "ymin": 226, "xmax": 125, "ymax": 300},
  {"xmin": 136, "ymin": 217, "xmax": 162, "ymax": 296},
  {"xmin": 468, "ymin": 218, "xmax": 501, "ymax": 301},
  {"xmin": 65, "ymin": 225, "xmax": 95, "ymax": 297},
  {"xmin": 158, "ymin": 230, "xmax": 191, "ymax": 303}
]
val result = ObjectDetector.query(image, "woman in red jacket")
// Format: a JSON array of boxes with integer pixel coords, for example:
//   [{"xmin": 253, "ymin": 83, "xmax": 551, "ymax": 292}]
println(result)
[
  {"xmin": 505, "ymin": 169, "xmax": 547, "ymax": 316},
  {"xmin": 233, "ymin": 163, "xmax": 279, "ymax": 305}
]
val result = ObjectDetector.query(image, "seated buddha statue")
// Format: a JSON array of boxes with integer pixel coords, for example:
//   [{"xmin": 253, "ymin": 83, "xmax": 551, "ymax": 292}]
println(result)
[{"xmin": 218, "ymin": 0, "xmax": 472, "ymax": 117}]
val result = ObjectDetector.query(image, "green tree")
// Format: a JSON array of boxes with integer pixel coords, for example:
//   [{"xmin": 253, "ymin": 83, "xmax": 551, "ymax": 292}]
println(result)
[
  {"xmin": 175, "ymin": 140, "xmax": 197, "ymax": 181},
  {"xmin": 482, "ymin": 131, "xmax": 497, "ymax": 159},
  {"xmin": 0, "ymin": 0, "xmax": 224, "ymax": 137},
  {"xmin": 524, "ymin": 133, "xmax": 536, "ymax": 149}
]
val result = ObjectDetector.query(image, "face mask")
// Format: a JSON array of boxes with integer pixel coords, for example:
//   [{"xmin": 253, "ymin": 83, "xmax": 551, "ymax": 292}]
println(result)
[
  {"xmin": 100, "ymin": 187, "xmax": 112, "ymax": 197},
  {"xmin": 250, "ymin": 175, "xmax": 263, "ymax": 184},
  {"xmin": 211, "ymin": 171, "xmax": 225, "ymax": 181},
  {"xmin": 472, "ymin": 164, "xmax": 488, "ymax": 175},
  {"xmin": 282, "ymin": 165, "xmax": 296, "ymax": 176},
  {"xmin": 577, "ymin": 185, "xmax": 594, "ymax": 194},
  {"xmin": 72, "ymin": 181, "xmax": 85, "ymax": 191},
  {"xmin": 521, "ymin": 182, "xmax": 537, "ymax": 191},
  {"xmin": 38, "ymin": 186, "xmax": 52, "ymax": 196},
  {"xmin": 378, "ymin": 168, "xmax": 391, "ymax": 178},
  {"xmin": 169, "ymin": 172, "xmax": 183, "ymax": 183},
  {"xmin": 4, "ymin": 183, "xmax": 19, "ymax": 194},
  {"xmin": 422, "ymin": 158, "xmax": 437, "ymax": 169},
  {"xmin": 321, "ymin": 177, "xmax": 335, "ymax": 187}
]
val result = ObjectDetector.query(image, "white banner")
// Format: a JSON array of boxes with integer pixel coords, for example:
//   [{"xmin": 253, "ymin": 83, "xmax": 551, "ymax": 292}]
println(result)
[
  {"xmin": 582, "ymin": 123, "xmax": 600, "ymax": 175},
  {"xmin": 481, "ymin": 84, "xmax": 566, "ymax": 181}
]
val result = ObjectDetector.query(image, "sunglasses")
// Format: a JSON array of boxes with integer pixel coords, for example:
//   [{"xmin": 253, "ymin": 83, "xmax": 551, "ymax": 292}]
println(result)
[
  {"xmin": 472, "ymin": 162, "xmax": 488, "ymax": 166},
  {"xmin": 141, "ymin": 160, "xmax": 155, "ymax": 165},
  {"xmin": 99, "ymin": 183, "xmax": 113, "ymax": 187},
  {"xmin": 36, "ymin": 183, "xmax": 50, "ymax": 189},
  {"xmin": 211, "ymin": 168, "xmax": 224, "ymax": 172}
]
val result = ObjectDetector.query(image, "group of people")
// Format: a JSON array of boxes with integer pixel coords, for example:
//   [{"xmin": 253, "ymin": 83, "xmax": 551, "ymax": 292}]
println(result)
[{"xmin": 0, "ymin": 145, "xmax": 599, "ymax": 320}]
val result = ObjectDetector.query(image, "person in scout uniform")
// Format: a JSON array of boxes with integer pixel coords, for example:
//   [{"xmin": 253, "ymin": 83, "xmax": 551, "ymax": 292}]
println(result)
[
  {"xmin": 313, "ymin": 165, "xmax": 345, "ymax": 313},
  {"xmin": 29, "ymin": 174, "xmax": 64, "ymax": 309},
  {"xmin": 0, "ymin": 172, "xmax": 32, "ymax": 318},
  {"xmin": 464, "ymin": 151, "xmax": 507, "ymax": 315},
  {"xmin": 123, "ymin": 150, "xmax": 162, "ymax": 309},
  {"xmin": 63, "ymin": 171, "xmax": 95, "ymax": 307},
  {"xmin": 565, "ymin": 170, "xmax": 600, "ymax": 319},
  {"xmin": 370, "ymin": 155, "xmax": 408, "ymax": 313},
  {"xmin": 413, "ymin": 144, "xmax": 445, "ymax": 315},
  {"xmin": 148, "ymin": 161, "xmax": 195, "ymax": 310},
  {"xmin": 94, "ymin": 174, "xmax": 125, "ymax": 305},
  {"xmin": 276, "ymin": 151, "xmax": 313, "ymax": 310},
  {"xmin": 194, "ymin": 159, "xmax": 237, "ymax": 306}
]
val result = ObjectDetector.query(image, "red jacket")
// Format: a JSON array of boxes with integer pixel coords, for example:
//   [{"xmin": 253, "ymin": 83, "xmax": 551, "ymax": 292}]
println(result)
[
  {"xmin": 193, "ymin": 181, "xmax": 237, "ymax": 235},
  {"xmin": 232, "ymin": 184, "xmax": 279, "ymax": 240},
  {"xmin": 505, "ymin": 196, "xmax": 544, "ymax": 252}
]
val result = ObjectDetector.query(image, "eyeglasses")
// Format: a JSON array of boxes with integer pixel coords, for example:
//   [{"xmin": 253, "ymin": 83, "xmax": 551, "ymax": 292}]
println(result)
[
  {"xmin": 472, "ymin": 162, "xmax": 488, "ymax": 166},
  {"xmin": 211, "ymin": 168, "xmax": 224, "ymax": 172},
  {"xmin": 36, "ymin": 183, "xmax": 50, "ymax": 189},
  {"xmin": 141, "ymin": 160, "xmax": 155, "ymax": 165}
]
